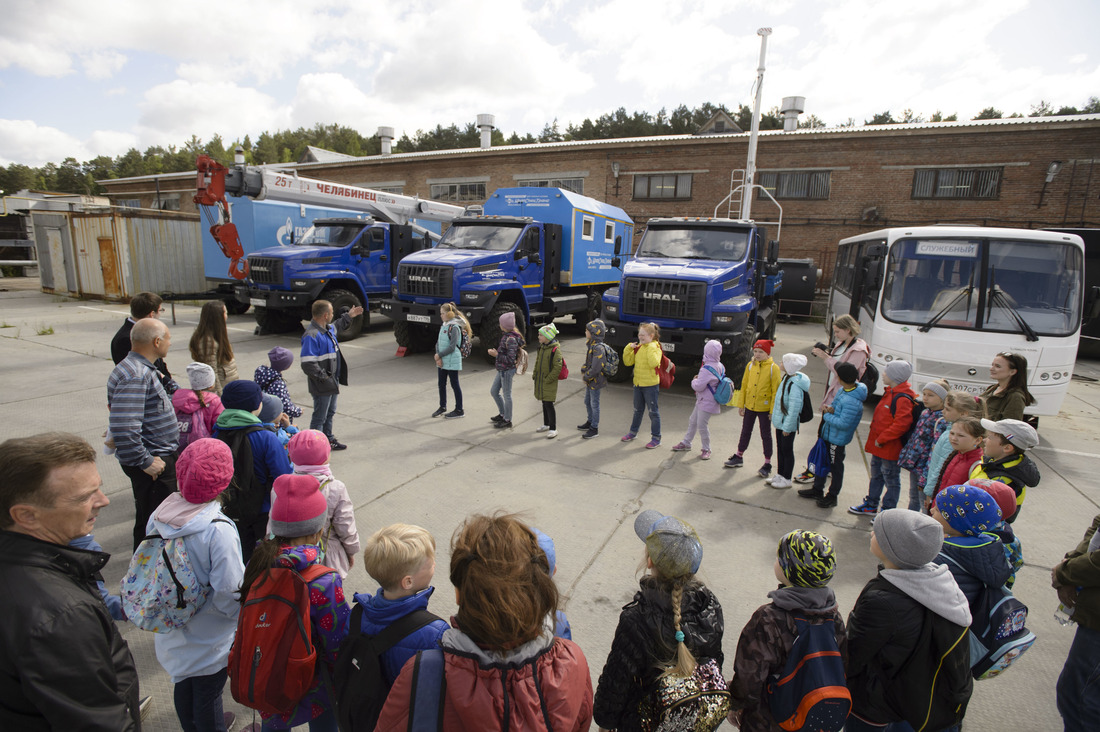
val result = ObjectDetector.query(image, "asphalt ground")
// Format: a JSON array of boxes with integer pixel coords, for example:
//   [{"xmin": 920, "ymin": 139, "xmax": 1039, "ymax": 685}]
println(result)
[{"xmin": 1, "ymin": 277, "xmax": 1098, "ymax": 731}]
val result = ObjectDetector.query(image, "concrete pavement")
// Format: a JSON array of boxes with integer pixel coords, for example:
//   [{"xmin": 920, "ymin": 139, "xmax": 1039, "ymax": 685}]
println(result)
[{"xmin": 1, "ymin": 280, "xmax": 1097, "ymax": 731}]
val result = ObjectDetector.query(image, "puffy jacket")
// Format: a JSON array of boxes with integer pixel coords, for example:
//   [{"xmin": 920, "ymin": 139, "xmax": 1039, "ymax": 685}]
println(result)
[
  {"xmin": 268, "ymin": 469, "xmax": 360, "ymax": 578},
  {"xmin": 351, "ymin": 587, "xmax": 451, "ymax": 685},
  {"xmin": 214, "ymin": 409, "xmax": 293, "ymax": 497},
  {"xmin": 728, "ymin": 586, "xmax": 847, "ymax": 732},
  {"xmin": 436, "ymin": 319, "xmax": 464, "ymax": 371},
  {"xmin": 533, "ymin": 340, "xmax": 564, "ymax": 401},
  {"xmin": 172, "ymin": 388, "xmax": 224, "ymax": 441},
  {"xmin": 771, "ymin": 372, "xmax": 810, "ymax": 433},
  {"xmin": 692, "ymin": 340, "xmax": 727, "ymax": 415},
  {"xmin": 190, "ymin": 335, "xmax": 238, "ymax": 395},
  {"xmin": 734, "ymin": 357, "xmax": 782, "ymax": 412},
  {"xmin": 495, "ymin": 330, "xmax": 524, "ymax": 372},
  {"xmin": 969, "ymin": 452, "xmax": 1041, "ymax": 522},
  {"xmin": 935, "ymin": 447, "xmax": 984, "ymax": 498},
  {"xmin": 375, "ymin": 626, "xmax": 593, "ymax": 732},
  {"xmin": 980, "ymin": 384, "xmax": 1028, "ymax": 422},
  {"xmin": 301, "ymin": 313, "xmax": 352, "ymax": 396},
  {"xmin": 820, "ymin": 337, "xmax": 870, "ymax": 410},
  {"xmin": 593, "ymin": 578, "xmax": 724, "ymax": 731},
  {"xmin": 821, "ymin": 383, "xmax": 868, "ymax": 447},
  {"xmin": 923, "ymin": 428, "xmax": 954, "ymax": 498},
  {"xmin": 934, "ymin": 534, "xmax": 1012, "ymax": 610},
  {"xmin": 582, "ymin": 338, "xmax": 609, "ymax": 390},
  {"xmin": 1054, "ymin": 513, "xmax": 1100, "ymax": 631},
  {"xmin": 897, "ymin": 410, "xmax": 946, "ymax": 486},
  {"xmin": 624, "ymin": 340, "xmax": 663, "ymax": 387},
  {"xmin": 148, "ymin": 495, "xmax": 243, "ymax": 683},
  {"xmin": 865, "ymin": 382, "xmax": 917, "ymax": 460},
  {"xmin": 0, "ymin": 531, "xmax": 140, "ymax": 731},
  {"xmin": 254, "ymin": 365, "xmax": 302, "ymax": 419}
]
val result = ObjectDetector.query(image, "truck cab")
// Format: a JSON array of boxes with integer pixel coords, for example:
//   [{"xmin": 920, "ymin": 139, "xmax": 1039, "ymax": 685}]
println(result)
[{"xmin": 601, "ymin": 217, "xmax": 781, "ymax": 384}]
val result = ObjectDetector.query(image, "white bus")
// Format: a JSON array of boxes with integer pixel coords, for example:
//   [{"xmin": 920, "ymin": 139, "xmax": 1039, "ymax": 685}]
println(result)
[{"xmin": 825, "ymin": 226, "xmax": 1089, "ymax": 415}]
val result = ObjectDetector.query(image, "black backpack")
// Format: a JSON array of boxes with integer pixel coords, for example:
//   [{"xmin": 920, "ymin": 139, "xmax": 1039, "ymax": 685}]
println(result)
[
  {"xmin": 889, "ymin": 392, "xmax": 925, "ymax": 448},
  {"xmin": 859, "ymin": 360, "xmax": 879, "ymax": 394},
  {"xmin": 215, "ymin": 424, "xmax": 271, "ymax": 524},
  {"xmin": 334, "ymin": 604, "xmax": 442, "ymax": 732},
  {"xmin": 781, "ymin": 377, "xmax": 814, "ymax": 425}
]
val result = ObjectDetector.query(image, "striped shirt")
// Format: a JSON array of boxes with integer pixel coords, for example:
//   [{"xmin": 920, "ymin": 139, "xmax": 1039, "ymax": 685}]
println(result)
[{"xmin": 107, "ymin": 353, "xmax": 179, "ymax": 468}]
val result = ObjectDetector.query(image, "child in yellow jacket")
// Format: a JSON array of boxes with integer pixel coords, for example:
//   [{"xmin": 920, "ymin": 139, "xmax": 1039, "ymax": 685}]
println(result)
[
  {"xmin": 725, "ymin": 339, "xmax": 782, "ymax": 477},
  {"xmin": 622, "ymin": 322, "xmax": 665, "ymax": 449}
]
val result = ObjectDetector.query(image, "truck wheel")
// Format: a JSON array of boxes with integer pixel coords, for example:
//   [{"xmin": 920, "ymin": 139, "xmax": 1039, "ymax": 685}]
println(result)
[
  {"xmin": 726, "ymin": 325, "xmax": 755, "ymax": 389},
  {"xmin": 606, "ymin": 350, "xmax": 633, "ymax": 383},
  {"xmin": 326, "ymin": 289, "xmax": 365, "ymax": 341},
  {"xmin": 224, "ymin": 298, "xmax": 250, "ymax": 316},
  {"xmin": 481, "ymin": 302, "xmax": 526, "ymax": 363},
  {"xmin": 394, "ymin": 322, "xmax": 434, "ymax": 353},
  {"xmin": 575, "ymin": 288, "xmax": 603, "ymax": 325},
  {"xmin": 254, "ymin": 307, "xmax": 301, "ymax": 335}
]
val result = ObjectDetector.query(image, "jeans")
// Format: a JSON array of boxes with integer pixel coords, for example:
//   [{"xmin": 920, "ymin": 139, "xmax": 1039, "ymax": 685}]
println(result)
[
  {"xmin": 121, "ymin": 453, "xmax": 177, "ymax": 551},
  {"xmin": 262, "ymin": 707, "xmax": 338, "ymax": 732},
  {"xmin": 629, "ymin": 385, "xmax": 660, "ymax": 438},
  {"xmin": 437, "ymin": 368, "xmax": 462, "ymax": 410},
  {"xmin": 907, "ymin": 470, "xmax": 925, "ymax": 511},
  {"xmin": 1058, "ymin": 623, "xmax": 1100, "ymax": 731},
  {"xmin": 541, "ymin": 400, "xmax": 557, "ymax": 430},
  {"xmin": 681, "ymin": 407, "xmax": 713, "ymax": 451},
  {"xmin": 813, "ymin": 443, "xmax": 847, "ymax": 497},
  {"xmin": 866, "ymin": 455, "xmax": 902, "ymax": 510},
  {"xmin": 584, "ymin": 387, "xmax": 601, "ymax": 428},
  {"xmin": 173, "ymin": 669, "xmax": 228, "ymax": 732},
  {"xmin": 490, "ymin": 368, "xmax": 515, "ymax": 420},
  {"xmin": 737, "ymin": 409, "xmax": 773, "ymax": 460},
  {"xmin": 775, "ymin": 429, "xmax": 797, "ymax": 479},
  {"xmin": 309, "ymin": 392, "xmax": 338, "ymax": 436}
]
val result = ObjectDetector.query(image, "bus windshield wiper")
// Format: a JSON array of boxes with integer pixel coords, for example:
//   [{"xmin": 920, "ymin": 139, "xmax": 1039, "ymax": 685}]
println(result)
[
  {"xmin": 986, "ymin": 267, "xmax": 1039, "ymax": 342},
  {"xmin": 918, "ymin": 271, "xmax": 974, "ymax": 332}
]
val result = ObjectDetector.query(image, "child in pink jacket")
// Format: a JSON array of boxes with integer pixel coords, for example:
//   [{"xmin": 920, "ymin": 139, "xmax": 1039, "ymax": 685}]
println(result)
[
  {"xmin": 171, "ymin": 362, "xmax": 224, "ymax": 453},
  {"xmin": 671, "ymin": 340, "xmax": 726, "ymax": 460}
]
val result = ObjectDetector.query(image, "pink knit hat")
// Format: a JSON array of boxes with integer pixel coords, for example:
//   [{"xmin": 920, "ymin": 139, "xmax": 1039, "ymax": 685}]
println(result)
[
  {"xmin": 177, "ymin": 438, "xmax": 235, "ymax": 504},
  {"xmin": 270, "ymin": 474, "xmax": 327, "ymax": 537},
  {"xmin": 288, "ymin": 429, "xmax": 331, "ymax": 466}
]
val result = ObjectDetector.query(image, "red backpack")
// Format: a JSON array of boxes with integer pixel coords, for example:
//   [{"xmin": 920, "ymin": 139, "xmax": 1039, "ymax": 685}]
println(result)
[{"xmin": 229, "ymin": 563, "xmax": 333, "ymax": 714}]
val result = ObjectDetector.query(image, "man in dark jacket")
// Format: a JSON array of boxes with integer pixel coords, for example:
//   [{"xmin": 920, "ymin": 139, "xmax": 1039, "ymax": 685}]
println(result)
[
  {"xmin": 0, "ymin": 432, "xmax": 141, "ymax": 731},
  {"xmin": 110, "ymin": 291, "xmax": 175, "ymax": 394},
  {"xmin": 301, "ymin": 298, "xmax": 362, "ymax": 450},
  {"xmin": 1053, "ymin": 512, "xmax": 1100, "ymax": 730}
]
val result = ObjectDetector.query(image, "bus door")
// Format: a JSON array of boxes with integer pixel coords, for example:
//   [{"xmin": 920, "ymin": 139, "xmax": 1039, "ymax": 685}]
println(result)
[{"xmin": 850, "ymin": 241, "xmax": 885, "ymax": 320}]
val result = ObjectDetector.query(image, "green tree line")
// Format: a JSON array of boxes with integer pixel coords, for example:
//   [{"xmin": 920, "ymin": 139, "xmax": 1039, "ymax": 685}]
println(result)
[{"xmin": 2, "ymin": 97, "xmax": 1096, "ymax": 197}]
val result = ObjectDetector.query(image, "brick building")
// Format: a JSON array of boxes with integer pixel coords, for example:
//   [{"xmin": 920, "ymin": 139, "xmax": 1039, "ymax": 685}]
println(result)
[{"xmin": 98, "ymin": 114, "xmax": 1100, "ymax": 284}]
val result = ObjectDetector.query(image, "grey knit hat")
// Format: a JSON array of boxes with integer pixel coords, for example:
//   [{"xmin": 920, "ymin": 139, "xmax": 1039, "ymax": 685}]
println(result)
[
  {"xmin": 634, "ymin": 509, "xmax": 703, "ymax": 578},
  {"xmin": 884, "ymin": 360, "xmax": 913, "ymax": 384},
  {"xmin": 873, "ymin": 509, "xmax": 943, "ymax": 569}
]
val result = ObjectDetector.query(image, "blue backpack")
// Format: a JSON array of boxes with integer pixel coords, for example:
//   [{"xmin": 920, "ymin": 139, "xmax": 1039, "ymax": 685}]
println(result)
[
  {"xmin": 704, "ymin": 365, "xmax": 734, "ymax": 405},
  {"xmin": 766, "ymin": 615, "xmax": 850, "ymax": 732}
]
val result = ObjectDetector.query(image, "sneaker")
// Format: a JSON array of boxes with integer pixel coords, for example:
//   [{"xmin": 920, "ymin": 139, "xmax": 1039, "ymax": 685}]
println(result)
[
  {"xmin": 724, "ymin": 454, "xmax": 744, "ymax": 468},
  {"xmin": 621, "ymin": 433, "xmax": 636, "ymax": 442},
  {"xmin": 794, "ymin": 469, "xmax": 816, "ymax": 484},
  {"xmin": 536, "ymin": 425, "xmax": 551, "ymax": 433},
  {"xmin": 583, "ymin": 427, "xmax": 599, "ymax": 439},
  {"xmin": 577, "ymin": 421, "xmax": 592, "ymax": 430},
  {"xmin": 848, "ymin": 499, "xmax": 878, "ymax": 516},
  {"xmin": 797, "ymin": 487, "xmax": 824, "ymax": 500},
  {"xmin": 327, "ymin": 436, "xmax": 347, "ymax": 451},
  {"xmin": 431, "ymin": 407, "xmax": 447, "ymax": 418},
  {"xmin": 770, "ymin": 475, "xmax": 792, "ymax": 489},
  {"xmin": 493, "ymin": 420, "xmax": 512, "ymax": 429},
  {"xmin": 139, "ymin": 696, "xmax": 153, "ymax": 721},
  {"xmin": 491, "ymin": 414, "xmax": 504, "ymax": 423},
  {"xmin": 645, "ymin": 438, "xmax": 661, "ymax": 449},
  {"xmin": 671, "ymin": 442, "xmax": 691, "ymax": 452},
  {"xmin": 546, "ymin": 430, "xmax": 557, "ymax": 439},
  {"xmin": 817, "ymin": 494, "xmax": 839, "ymax": 508},
  {"xmin": 700, "ymin": 449, "xmax": 711, "ymax": 460},
  {"xmin": 757, "ymin": 463, "xmax": 772, "ymax": 479},
  {"xmin": 224, "ymin": 712, "xmax": 237, "ymax": 732},
  {"xmin": 444, "ymin": 409, "xmax": 465, "ymax": 419}
]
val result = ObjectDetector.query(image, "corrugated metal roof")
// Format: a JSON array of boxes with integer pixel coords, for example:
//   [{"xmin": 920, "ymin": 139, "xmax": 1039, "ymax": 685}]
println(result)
[{"xmin": 98, "ymin": 113, "xmax": 1100, "ymax": 185}]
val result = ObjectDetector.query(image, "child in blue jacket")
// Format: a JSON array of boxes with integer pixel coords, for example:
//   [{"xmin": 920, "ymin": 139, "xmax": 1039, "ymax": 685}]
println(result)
[
  {"xmin": 768, "ymin": 353, "xmax": 810, "ymax": 489},
  {"xmin": 931, "ymin": 484, "xmax": 1012, "ymax": 614},
  {"xmin": 798, "ymin": 362, "xmax": 866, "ymax": 508}
]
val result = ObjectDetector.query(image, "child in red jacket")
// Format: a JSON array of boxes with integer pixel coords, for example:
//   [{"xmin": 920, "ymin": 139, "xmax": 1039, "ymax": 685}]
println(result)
[
  {"xmin": 933, "ymin": 417, "xmax": 986, "ymax": 499},
  {"xmin": 849, "ymin": 360, "xmax": 917, "ymax": 517}
]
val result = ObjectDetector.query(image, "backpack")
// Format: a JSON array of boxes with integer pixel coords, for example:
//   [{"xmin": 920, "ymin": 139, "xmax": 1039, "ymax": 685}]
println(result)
[
  {"xmin": 120, "ymin": 517, "xmax": 231, "ymax": 633},
  {"xmin": 334, "ymin": 605, "xmax": 443, "ymax": 732},
  {"xmin": 216, "ymin": 424, "xmax": 271, "ymax": 525},
  {"xmin": 229, "ymin": 563, "xmax": 334, "ymax": 714},
  {"xmin": 657, "ymin": 350, "xmax": 676, "ymax": 389},
  {"xmin": 938, "ymin": 553, "xmax": 1037, "ymax": 680},
  {"xmin": 780, "ymin": 377, "xmax": 814, "ymax": 424},
  {"xmin": 406, "ymin": 649, "xmax": 447, "ymax": 732},
  {"xmin": 889, "ymin": 392, "xmax": 925, "ymax": 447},
  {"xmin": 859, "ymin": 360, "xmax": 879, "ymax": 394},
  {"xmin": 516, "ymin": 347, "xmax": 529, "ymax": 375},
  {"xmin": 703, "ymin": 365, "xmax": 734, "ymax": 406},
  {"xmin": 599, "ymin": 342, "xmax": 620, "ymax": 377},
  {"xmin": 638, "ymin": 657, "xmax": 730, "ymax": 732},
  {"xmin": 176, "ymin": 403, "xmax": 212, "ymax": 451},
  {"xmin": 766, "ymin": 616, "xmax": 850, "ymax": 732},
  {"xmin": 458, "ymin": 324, "xmax": 472, "ymax": 359},
  {"xmin": 552, "ymin": 346, "xmax": 569, "ymax": 380}
]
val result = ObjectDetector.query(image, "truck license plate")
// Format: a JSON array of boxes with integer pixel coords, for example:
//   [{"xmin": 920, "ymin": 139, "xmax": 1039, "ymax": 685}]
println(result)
[
  {"xmin": 249, "ymin": 297, "xmax": 265, "ymax": 307},
  {"xmin": 408, "ymin": 314, "xmax": 431, "ymax": 324}
]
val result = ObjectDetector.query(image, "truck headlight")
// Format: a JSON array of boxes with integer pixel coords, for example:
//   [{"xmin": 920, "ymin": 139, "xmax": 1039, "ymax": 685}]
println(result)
[{"xmin": 604, "ymin": 304, "xmax": 618, "ymax": 315}]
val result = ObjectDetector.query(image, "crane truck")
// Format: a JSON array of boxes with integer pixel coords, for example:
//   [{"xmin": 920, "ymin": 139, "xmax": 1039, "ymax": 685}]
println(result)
[{"xmin": 194, "ymin": 154, "xmax": 464, "ymax": 339}]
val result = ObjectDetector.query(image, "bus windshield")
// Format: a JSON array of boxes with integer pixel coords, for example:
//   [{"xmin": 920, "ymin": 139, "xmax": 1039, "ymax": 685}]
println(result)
[
  {"xmin": 637, "ymin": 226, "xmax": 750, "ymax": 261},
  {"xmin": 437, "ymin": 223, "xmax": 524, "ymax": 251},
  {"xmin": 881, "ymin": 237, "xmax": 1083, "ymax": 336}
]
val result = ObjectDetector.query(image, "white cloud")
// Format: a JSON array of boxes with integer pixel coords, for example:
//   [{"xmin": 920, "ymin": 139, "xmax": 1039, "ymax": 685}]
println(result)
[
  {"xmin": 81, "ymin": 50, "xmax": 127, "ymax": 80},
  {"xmin": 86, "ymin": 130, "xmax": 140, "ymax": 158},
  {"xmin": 0, "ymin": 120, "xmax": 88, "ymax": 166},
  {"xmin": 137, "ymin": 80, "xmax": 290, "ymax": 148}
]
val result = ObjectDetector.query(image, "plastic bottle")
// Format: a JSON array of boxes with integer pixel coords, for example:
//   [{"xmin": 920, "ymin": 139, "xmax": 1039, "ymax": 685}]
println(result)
[{"xmin": 1055, "ymin": 603, "xmax": 1076, "ymax": 626}]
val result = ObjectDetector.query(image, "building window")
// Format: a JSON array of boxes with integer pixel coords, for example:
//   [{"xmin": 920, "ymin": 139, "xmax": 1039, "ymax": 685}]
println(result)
[
  {"xmin": 633, "ymin": 173, "xmax": 692, "ymax": 200},
  {"xmin": 912, "ymin": 167, "xmax": 1002, "ymax": 199},
  {"xmin": 516, "ymin": 177, "xmax": 584, "ymax": 194},
  {"xmin": 372, "ymin": 186, "xmax": 403, "ymax": 194},
  {"xmin": 152, "ymin": 194, "xmax": 180, "ymax": 211},
  {"xmin": 430, "ymin": 183, "xmax": 486, "ymax": 202},
  {"xmin": 116, "ymin": 199, "xmax": 141, "ymax": 208},
  {"xmin": 758, "ymin": 171, "xmax": 831, "ymax": 200}
]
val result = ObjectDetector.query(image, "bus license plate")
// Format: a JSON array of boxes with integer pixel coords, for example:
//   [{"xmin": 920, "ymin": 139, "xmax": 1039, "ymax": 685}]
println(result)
[
  {"xmin": 408, "ymin": 314, "xmax": 431, "ymax": 324},
  {"xmin": 249, "ymin": 298, "xmax": 265, "ymax": 308}
]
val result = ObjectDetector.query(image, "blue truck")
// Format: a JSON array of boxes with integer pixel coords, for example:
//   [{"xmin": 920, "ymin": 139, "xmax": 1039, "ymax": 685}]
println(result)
[
  {"xmin": 599, "ymin": 217, "xmax": 781, "ymax": 384},
  {"xmin": 379, "ymin": 187, "xmax": 633, "ymax": 354}
]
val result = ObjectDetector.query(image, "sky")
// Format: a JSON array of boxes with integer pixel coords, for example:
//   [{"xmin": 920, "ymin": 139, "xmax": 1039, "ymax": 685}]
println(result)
[{"xmin": 0, "ymin": 0, "xmax": 1097, "ymax": 168}]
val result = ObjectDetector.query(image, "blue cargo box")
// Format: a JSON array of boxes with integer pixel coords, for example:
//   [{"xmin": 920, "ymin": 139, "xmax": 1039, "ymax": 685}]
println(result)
[{"xmin": 483, "ymin": 188, "xmax": 633, "ymax": 287}]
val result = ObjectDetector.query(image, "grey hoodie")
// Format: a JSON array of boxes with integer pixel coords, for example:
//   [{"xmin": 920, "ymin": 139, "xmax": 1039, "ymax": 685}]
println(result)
[{"xmin": 880, "ymin": 562, "xmax": 972, "ymax": 627}]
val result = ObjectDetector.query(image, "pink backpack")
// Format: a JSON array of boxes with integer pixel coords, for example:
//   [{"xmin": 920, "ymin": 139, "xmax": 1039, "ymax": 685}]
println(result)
[{"xmin": 176, "ymin": 403, "xmax": 213, "ymax": 450}]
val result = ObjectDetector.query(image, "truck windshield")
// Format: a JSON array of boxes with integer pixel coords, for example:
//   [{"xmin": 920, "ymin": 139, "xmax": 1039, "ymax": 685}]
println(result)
[
  {"xmin": 437, "ymin": 223, "xmax": 524, "ymax": 251},
  {"xmin": 637, "ymin": 226, "xmax": 750, "ymax": 261},
  {"xmin": 881, "ymin": 237, "xmax": 1083, "ymax": 336},
  {"xmin": 296, "ymin": 224, "xmax": 363, "ymax": 248}
]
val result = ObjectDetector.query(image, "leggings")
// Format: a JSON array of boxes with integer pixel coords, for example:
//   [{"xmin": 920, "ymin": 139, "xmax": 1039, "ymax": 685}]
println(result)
[
  {"xmin": 775, "ymin": 429, "xmax": 797, "ymax": 479},
  {"xmin": 681, "ymin": 407, "xmax": 714, "ymax": 451},
  {"xmin": 737, "ymin": 409, "xmax": 773, "ymax": 459},
  {"xmin": 437, "ymin": 368, "xmax": 462, "ymax": 410},
  {"xmin": 542, "ymin": 400, "xmax": 556, "ymax": 430}
]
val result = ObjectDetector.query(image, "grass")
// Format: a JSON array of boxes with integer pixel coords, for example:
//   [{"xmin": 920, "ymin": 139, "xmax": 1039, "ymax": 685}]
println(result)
[
  {"xmin": 0, "ymin": 322, "xmax": 12, "ymax": 328},
  {"xmin": 35, "ymin": 325, "xmax": 54, "ymax": 336}
]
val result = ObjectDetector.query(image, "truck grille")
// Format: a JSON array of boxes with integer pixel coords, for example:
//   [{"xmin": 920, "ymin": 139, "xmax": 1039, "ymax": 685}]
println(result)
[
  {"xmin": 247, "ymin": 257, "xmax": 283, "ymax": 285},
  {"xmin": 623, "ymin": 278, "xmax": 706, "ymax": 321},
  {"xmin": 399, "ymin": 264, "xmax": 453, "ymax": 299}
]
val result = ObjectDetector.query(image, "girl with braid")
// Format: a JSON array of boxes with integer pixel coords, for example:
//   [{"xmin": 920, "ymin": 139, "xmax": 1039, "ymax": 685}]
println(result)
[{"xmin": 594, "ymin": 510, "xmax": 725, "ymax": 731}]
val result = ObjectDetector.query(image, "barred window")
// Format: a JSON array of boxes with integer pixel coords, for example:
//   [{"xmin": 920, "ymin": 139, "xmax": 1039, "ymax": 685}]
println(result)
[
  {"xmin": 758, "ymin": 171, "xmax": 831, "ymax": 200},
  {"xmin": 152, "ymin": 194, "xmax": 181, "ymax": 211},
  {"xmin": 430, "ymin": 183, "xmax": 486, "ymax": 202},
  {"xmin": 912, "ymin": 168, "xmax": 1002, "ymax": 199},
  {"xmin": 633, "ymin": 173, "xmax": 692, "ymax": 200},
  {"xmin": 516, "ymin": 177, "xmax": 584, "ymax": 194}
]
